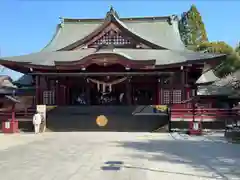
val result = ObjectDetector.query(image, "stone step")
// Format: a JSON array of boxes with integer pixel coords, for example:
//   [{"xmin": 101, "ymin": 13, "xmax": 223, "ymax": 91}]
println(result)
[{"xmin": 46, "ymin": 106, "xmax": 170, "ymax": 132}]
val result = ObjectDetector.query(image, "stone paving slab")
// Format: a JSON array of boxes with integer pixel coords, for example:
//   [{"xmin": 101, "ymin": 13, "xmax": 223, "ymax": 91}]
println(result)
[
  {"xmin": 0, "ymin": 132, "xmax": 239, "ymax": 180},
  {"xmin": 0, "ymin": 132, "xmax": 53, "ymax": 150}
]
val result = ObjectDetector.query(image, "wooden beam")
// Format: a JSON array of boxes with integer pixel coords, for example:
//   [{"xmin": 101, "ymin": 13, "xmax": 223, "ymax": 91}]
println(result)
[{"xmin": 30, "ymin": 71, "xmax": 174, "ymax": 76}]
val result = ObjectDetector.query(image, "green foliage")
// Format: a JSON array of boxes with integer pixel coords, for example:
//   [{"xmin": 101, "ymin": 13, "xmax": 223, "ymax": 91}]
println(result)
[
  {"xmin": 217, "ymin": 53, "xmax": 240, "ymax": 77},
  {"xmin": 194, "ymin": 41, "xmax": 240, "ymax": 77},
  {"xmin": 178, "ymin": 12, "xmax": 190, "ymax": 46},
  {"xmin": 195, "ymin": 41, "xmax": 234, "ymax": 54},
  {"xmin": 178, "ymin": 5, "xmax": 208, "ymax": 46},
  {"xmin": 235, "ymin": 42, "xmax": 240, "ymax": 55},
  {"xmin": 178, "ymin": 4, "xmax": 240, "ymax": 77}
]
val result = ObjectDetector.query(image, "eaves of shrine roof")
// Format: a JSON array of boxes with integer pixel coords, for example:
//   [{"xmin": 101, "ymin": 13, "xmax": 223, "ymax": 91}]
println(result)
[
  {"xmin": 197, "ymin": 84, "xmax": 235, "ymax": 96},
  {"xmin": 0, "ymin": 75, "xmax": 16, "ymax": 89},
  {"xmin": 0, "ymin": 75, "xmax": 17, "ymax": 95},
  {"xmin": 41, "ymin": 8, "xmax": 185, "ymax": 51},
  {"xmin": 196, "ymin": 64, "xmax": 220, "ymax": 85},
  {"xmin": 197, "ymin": 70, "xmax": 240, "ymax": 96},
  {"xmin": 213, "ymin": 70, "xmax": 240, "ymax": 87},
  {"xmin": 196, "ymin": 70, "xmax": 220, "ymax": 85},
  {"xmin": 0, "ymin": 48, "xmax": 225, "ymax": 67}
]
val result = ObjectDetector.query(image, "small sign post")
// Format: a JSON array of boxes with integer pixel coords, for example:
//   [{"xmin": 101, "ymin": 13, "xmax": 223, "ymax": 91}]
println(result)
[
  {"xmin": 5, "ymin": 122, "xmax": 10, "ymax": 129},
  {"xmin": 189, "ymin": 121, "xmax": 202, "ymax": 135}
]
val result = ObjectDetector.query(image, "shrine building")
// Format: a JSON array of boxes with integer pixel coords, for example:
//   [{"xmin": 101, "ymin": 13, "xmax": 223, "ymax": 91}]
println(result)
[{"xmin": 0, "ymin": 8, "xmax": 227, "ymax": 131}]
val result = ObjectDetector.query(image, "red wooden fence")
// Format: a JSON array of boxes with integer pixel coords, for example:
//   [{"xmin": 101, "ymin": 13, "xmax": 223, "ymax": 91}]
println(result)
[
  {"xmin": 171, "ymin": 108, "xmax": 239, "ymax": 122},
  {"xmin": 0, "ymin": 107, "xmax": 239, "ymax": 122}
]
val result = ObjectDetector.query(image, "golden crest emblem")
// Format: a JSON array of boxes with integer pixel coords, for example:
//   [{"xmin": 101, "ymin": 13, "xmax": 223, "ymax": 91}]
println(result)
[
  {"xmin": 154, "ymin": 105, "xmax": 168, "ymax": 112},
  {"xmin": 96, "ymin": 115, "xmax": 108, "ymax": 127}
]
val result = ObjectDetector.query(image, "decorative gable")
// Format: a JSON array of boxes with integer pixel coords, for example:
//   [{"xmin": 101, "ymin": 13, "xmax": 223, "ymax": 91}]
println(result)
[
  {"xmin": 57, "ymin": 7, "xmax": 168, "ymax": 51},
  {"xmin": 90, "ymin": 30, "xmax": 133, "ymax": 47},
  {"xmin": 72, "ymin": 22, "xmax": 151, "ymax": 50}
]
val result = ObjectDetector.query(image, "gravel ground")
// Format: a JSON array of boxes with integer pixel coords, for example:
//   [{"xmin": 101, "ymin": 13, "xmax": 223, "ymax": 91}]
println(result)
[{"xmin": 0, "ymin": 132, "xmax": 239, "ymax": 180}]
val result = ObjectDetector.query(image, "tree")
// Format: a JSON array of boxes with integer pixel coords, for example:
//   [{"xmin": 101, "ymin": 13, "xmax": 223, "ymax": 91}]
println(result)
[
  {"xmin": 178, "ymin": 12, "xmax": 190, "ymax": 46},
  {"xmin": 178, "ymin": 5, "xmax": 208, "ymax": 46},
  {"xmin": 216, "ymin": 53, "xmax": 240, "ymax": 77},
  {"xmin": 194, "ymin": 41, "xmax": 240, "ymax": 77},
  {"xmin": 178, "ymin": 5, "xmax": 240, "ymax": 77},
  {"xmin": 235, "ymin": 42, "xmax": 240, "ymax": 55},
  {"xmin": 195, "ymin": 41, "xmax": 234, "ymax": 54}
]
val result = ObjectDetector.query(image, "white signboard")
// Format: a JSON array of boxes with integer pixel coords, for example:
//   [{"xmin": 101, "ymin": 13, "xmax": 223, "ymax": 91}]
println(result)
[
  {"xmin": 5, "ymin": 122, "xmax": 10, "ymax": 129},
  {"xmin": 37, "ymin": 105, "xmax": 46, "ymax": 120},
  {"xmin": 193, "ymin": 122, "xmax": 199, "ymax": 130}
]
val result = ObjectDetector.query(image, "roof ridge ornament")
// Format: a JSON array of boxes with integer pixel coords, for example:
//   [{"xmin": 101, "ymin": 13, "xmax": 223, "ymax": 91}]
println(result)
[
  {"xmin": 59, "ymin": 17, "xmax": 64, "ymax": 27},
  {"xmin": 105, "ymin": 6, "xmax": 119, "ymax": 21},
  {"xmin": 167, "ymin": 15, "xmax": 178, "ymax": 25},
  {"xmin": 168, "ymin": 16, "xmax": 173, "ymax": 25}
]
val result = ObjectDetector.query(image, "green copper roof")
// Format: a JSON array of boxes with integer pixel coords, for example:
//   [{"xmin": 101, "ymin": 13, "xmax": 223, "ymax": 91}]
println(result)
[
  {"xmin": 197, "ymin": 70, "xmax": 240, "ymax": 96},
  {"xmin": 0, "ymin": 48, "xmax": 224, "ymax": 67},
  {"xmin": 42, "ymin": 10, "xmax": 185, "ymax": 51},
  {"xmin": 0, "ymin": 8, "xmax": 226, "ymax": 69},
  {"xmin": 196, "ymin": 64, "xmax": 220, "ymax": 84}
]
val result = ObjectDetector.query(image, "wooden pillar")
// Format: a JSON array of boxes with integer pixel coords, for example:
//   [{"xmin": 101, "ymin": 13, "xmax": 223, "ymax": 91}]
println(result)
[
  {"xmin": 192, "ymin": 98, "xmax": 196, "ymax": 122},
  {"xmin": 86, "ymin": 78, "xmax": 91, "ymax": 105},
  {"xmin": 181, "ymin": 67, "xmax": 186, "ymax": 101},
  {"xmin": 181, "ymin": 67, "xmax": 186, "ymax": 109},
  {"xmin": 62, "ymin": 84, "xmax": 66, "ymax": 105},
  {"xmin": 35, "ymin": 75, "xmax": 40, "ymax": 105},
  {"xmin": 65, "ymin": 77, "xmax": 69, "ymax": 105},
  {"xmin": 58, "ymin": 77, "xmax": 66, "ymax": 105},
  {"xmin": 65, "ymin": 86, "xmax": 69, "ymax": 105},
  {"xmin": 168, "ymin": 75, "xmax": 174, "ymax": 131},
  {"xmin": 156, "ymin": 77, "xmax": 161, "ymax": 105},
  {"xmin": 11, "ymin": 104, "xmax": 15, "ymax": 121},
  {"xmin": 59, "ymin": 80, "xmax": 63, "ymax": 105},
  {"xmin": 58, "ymin": 80, "xmax": 62, "ymax": 105},
  {"xmin": 126, "ymin": 77, "xmax": 132, "ymax": 105},
  {"xmin": 39, "ymin": 76, "xmax": 47, "ymax": 105},
  {"xmin": 168, "ymin": 106, "xmax": 172, "ymax": 132},
  {"xmin": 170, "ymin": 74, "xmax": 174, "ymax": 105},
  {"xmin": 55, "ymin": 79, "xmax": 59, "ymax": 105}
]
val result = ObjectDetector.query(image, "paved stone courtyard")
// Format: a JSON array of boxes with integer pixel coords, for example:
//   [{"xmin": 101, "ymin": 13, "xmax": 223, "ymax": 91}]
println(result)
[{"xmin": 0, "ymin": 132, "xmax": 240, "ymax": 180}]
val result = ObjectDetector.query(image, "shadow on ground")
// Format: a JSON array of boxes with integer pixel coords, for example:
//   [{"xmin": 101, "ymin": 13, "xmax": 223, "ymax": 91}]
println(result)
[
  {"xmin": 111, "ymin": 134, "xmax": 240, "ymax": 179},
  {"xmin": 100, "ymin": 160, "xmax": 221, "ymax": 179}
]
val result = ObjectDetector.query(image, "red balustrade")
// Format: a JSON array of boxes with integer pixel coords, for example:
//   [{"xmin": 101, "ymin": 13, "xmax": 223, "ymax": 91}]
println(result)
[
  {"xmin": 0, "ymin": 108, "xmax": 36, "ymax": 121},
  {"xmin": 0, "ymin": 107, "xmax": 238, "ymax": 122},
  {"xmin": 171, "ymin": 108, "xmax": 239, "ymax": 122}
]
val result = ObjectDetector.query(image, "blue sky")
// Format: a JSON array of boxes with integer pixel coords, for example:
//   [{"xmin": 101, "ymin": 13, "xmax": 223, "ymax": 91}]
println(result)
[{"xmin": 0, "ymin": 0, "xmax": 239, "ymax": 80}]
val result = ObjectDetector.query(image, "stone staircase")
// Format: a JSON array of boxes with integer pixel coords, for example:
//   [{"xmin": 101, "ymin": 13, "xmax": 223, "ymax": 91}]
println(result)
[{"xmin": 46, "ymin": 105, "xmax": 170, "ymax": 132}]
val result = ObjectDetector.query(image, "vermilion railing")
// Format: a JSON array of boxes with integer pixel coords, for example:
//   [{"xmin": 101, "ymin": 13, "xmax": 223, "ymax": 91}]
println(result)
[
  {"xmin": 170, "ymin": 108, "xmax": 240, "ymax": 122},
  {"xmin": 171, "ymin": 108, "xmax": 238, "ymax": 116},
  {"xmin": 0, "ymin": 108, "xmax": 36, "ymax": 121},
  {"xmin": 0, "ymin": 107, "xmax": 239, "ymax": 122}
]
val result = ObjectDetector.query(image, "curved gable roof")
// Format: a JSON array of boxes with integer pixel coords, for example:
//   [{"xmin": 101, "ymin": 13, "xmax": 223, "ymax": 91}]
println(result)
[
  {"xmin": 42, "ymin": 9, "xmax": 186, "ymax": 52},
  {"xmin": 0, "ymin": 48, "xmax": 224, "ymax": 68}
]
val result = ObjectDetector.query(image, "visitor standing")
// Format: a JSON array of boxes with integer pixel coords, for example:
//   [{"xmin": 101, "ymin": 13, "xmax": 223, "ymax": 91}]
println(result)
[{"xmin": 32, "ymin": 111, "xmax": 42, "ymax": 134}]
